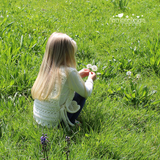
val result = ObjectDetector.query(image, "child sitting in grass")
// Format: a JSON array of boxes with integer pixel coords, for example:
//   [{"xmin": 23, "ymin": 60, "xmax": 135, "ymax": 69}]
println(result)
[{"xmin": 31, "ymin": 32, "xmax": 96, "ymax": 130}]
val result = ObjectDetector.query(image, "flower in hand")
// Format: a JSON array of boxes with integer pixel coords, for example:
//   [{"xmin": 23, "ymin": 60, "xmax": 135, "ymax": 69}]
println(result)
[
  {"xmin": 92, "ymin": 65, "xmax": 98, "ymax": 71},
  {"xmin": 86, "ymin": 64, "xmax": 98, "ymax": 71},
  {"xmin": 87, "ymin": 64, "xmax": 92, "ymax": 69}
]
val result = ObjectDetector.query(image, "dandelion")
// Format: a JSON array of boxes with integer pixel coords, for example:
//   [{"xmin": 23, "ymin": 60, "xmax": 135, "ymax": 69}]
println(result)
[
  {"xmin": 137, "ymin": 16, "xmax": 140, "ymax": 18},
  {"xmin": 86, "ymin": 64, "xmax": 92, "ymax": 69},
  {"xmin": 97, "ymin": 72, "xmax": 101, "ymax": 75},
  {"xmin": 87, "ymin": 64, "xmax": 98, "ymax": 71},
  {"xmin": 126, "ymin": 71, "xmax": 131, "ymax": 76},
  {"xmin": 126, "ymin": 15, "xmax": 129, "ymax": 18},
  {"xmin": 92, "ymin": 65, "xmax": 98, "ymax": 71},
  {"xmin": 118, "ymin": 13, "xmax": 123, "ymax": 18},
  {"xmin": 141, "ymin": 15, "xmax": 143, "ymax": 17},
  {"xmin": 136, "ymin": 74, "xmax": 141, "ymax": 79},
  {"xmin": 132, "ymin": 14, "xmax": 134, "ymax": 16}
]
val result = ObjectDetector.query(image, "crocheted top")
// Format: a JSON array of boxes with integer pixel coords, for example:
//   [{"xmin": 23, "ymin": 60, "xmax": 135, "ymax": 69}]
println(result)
[{"xmin": 33, "ymin": 67, "xmax": 93, "ymax": 130}]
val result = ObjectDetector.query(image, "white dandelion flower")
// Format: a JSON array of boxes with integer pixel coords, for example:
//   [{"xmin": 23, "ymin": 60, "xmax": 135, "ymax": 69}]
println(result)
[
  {"xmin": 97, "ymin": 72, "xmax": 101, "ymax": 75},
  {"xmin": 137, "ymin": 16, "xmax": 140, "ymax": 18},
  {"xmin": 126, "ymin": 71, "xmax": 131, "ymax": 76},
  {"xmin": 118, "ymin": 13, "xmax": 123, "ymax": 18},
  {"xmin": 132, "ymin": 14, "xmax": 134, "ymax": 16},
  {"xmin": 92, "ymin": 65, "xmax": 98, "ymax": 71},
  {"xmin": 141, "ymin": 15, "xmax": 143, "ymax": 17},
  {"xmin": 136, "ymin": 74, "xmax": 141, "ymax": 79},
  {"xmin": 86, "ymin": 64, "xmax": 92, "ymax": 69},
  {"xmin": 126, "ymin": 15, "xmax": 129, "ymax": 18}
]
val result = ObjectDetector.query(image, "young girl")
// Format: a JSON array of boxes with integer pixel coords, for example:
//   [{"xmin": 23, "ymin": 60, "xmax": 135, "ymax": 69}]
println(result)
[{"xmin": 31, "ymin": 32, "xmax": 96, "ymax": 130}]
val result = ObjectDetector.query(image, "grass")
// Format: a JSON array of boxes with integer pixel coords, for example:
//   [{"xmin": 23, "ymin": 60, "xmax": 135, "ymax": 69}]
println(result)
[{"xmin": 0, "ymin": 0, "xmax": 160, "ymax": 159}]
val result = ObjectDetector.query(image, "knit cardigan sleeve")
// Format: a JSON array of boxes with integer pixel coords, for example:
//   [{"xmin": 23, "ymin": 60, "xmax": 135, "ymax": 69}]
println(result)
[{"xmin": 67, "ymin": 68, "xmax": 93, "ymax": 99}]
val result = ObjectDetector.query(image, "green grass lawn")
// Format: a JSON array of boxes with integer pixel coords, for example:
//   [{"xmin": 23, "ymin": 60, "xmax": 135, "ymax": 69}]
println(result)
[{"xmin": 0, "ymin": 0, "xmax": 160, "ymax": 159}]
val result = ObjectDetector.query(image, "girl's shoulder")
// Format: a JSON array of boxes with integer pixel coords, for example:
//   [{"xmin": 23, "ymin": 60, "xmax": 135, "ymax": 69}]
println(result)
[
  {"xmin": 67, "ymin": 67, "xmax": 77, "ymax": 73},
  {"xmin": 59, "ymin": 67, "xmax": 77, "ymax": 81},
  {"xmin": 60, "ymin": 66, "xmax": 77, "ymax": 73}
]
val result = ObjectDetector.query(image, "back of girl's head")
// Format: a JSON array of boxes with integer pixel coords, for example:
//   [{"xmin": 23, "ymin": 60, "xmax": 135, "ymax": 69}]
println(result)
[
  {"xmin": 44, "ymin": 32, "xmax": 77, "ymax": 69},
  {"xmin": 31, "ymin": 32, "xmax": 77, "ymax": 100}
]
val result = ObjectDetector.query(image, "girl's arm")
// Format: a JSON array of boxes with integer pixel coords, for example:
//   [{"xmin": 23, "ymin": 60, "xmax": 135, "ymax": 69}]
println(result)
[{"xmin": 67, "ymin": 69, "xmax": 93, "ymax": 99}]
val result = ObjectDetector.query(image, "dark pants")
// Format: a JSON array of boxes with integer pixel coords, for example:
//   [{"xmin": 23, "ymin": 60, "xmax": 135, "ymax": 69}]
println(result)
[{"xmin": 67, "ymin": 92, "xmax": 86, "ymax": 124}]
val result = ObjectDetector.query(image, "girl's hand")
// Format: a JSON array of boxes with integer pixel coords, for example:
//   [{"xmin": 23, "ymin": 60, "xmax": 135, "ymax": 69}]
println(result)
[
  {"xmin": 89, "ymin": 72, "xmax": 96, "ymax": 81},
  {"xmin": 79, "ymin": 68, "xmax": 90, "ymax": 78}
]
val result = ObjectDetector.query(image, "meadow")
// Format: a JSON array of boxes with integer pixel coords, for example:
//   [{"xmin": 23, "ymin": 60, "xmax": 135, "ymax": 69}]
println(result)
[{"xmin": 0, "ymin": 0, "xmax": 160, "ymax": 159}]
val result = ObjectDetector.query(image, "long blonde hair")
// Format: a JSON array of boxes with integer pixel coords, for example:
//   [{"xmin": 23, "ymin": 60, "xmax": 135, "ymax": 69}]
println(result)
[{"xmin": 31, "ymin": 32, "xmax": 77, "ymax": 100}]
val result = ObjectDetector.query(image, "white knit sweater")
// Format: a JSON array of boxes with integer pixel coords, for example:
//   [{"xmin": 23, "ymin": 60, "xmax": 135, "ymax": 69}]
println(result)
[{"xmin": 33, "ymin": 67, "xmax": 93, "ymax": 130}]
